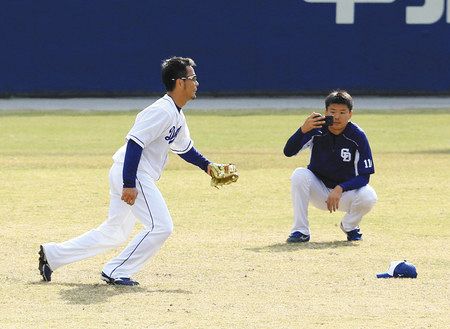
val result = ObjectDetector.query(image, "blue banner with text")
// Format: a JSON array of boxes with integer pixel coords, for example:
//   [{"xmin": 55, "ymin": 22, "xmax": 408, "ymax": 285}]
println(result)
[{"xmin": 1, "ymin": 0, "xmax": 449, "ymax": 96}]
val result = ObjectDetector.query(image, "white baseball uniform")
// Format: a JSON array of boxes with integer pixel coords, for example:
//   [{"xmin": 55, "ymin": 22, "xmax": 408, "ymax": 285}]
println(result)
[
  {"xmin": 42, "ymin": 94, "xmax": 193, "ymax": 279},
  {"xmin": 290, "ymin": 167, "xmax": 377, "ymax": 235}
]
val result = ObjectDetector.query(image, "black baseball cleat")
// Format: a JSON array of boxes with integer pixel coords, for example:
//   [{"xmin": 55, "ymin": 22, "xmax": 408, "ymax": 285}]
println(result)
[
  {"xmin": 101, "ymin": 271, "xmax": 114, "ymax": 284},
  {"xmin": 341, "ymin": 223, "xmax": 363, "ymax": 241},
  {"xmin": 113, "ymin": 278, "xmax": 140, "ymax": 286},
  {"xmin": 38, "ymin": 245, "xmax": 53, "ymax": 282},
  {"xmin": 101, "ymin": 272, "xmax": 139, "ymax": 286},
  {"xmin": 286, "ymin": 231, "xmax": 310, "ymax": 243}
]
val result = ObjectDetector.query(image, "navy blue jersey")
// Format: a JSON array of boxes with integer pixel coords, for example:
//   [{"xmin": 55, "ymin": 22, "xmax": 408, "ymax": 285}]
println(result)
[{"xmin": 284, "ymin": 122, "xmax": 375, "ymax": 190}]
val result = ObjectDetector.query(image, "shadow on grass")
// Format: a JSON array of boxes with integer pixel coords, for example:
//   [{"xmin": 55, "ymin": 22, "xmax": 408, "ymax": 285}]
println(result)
[
  {"xmin": 247, "ymin": 240, "xmax": 358, "ymax": 253},
  {"xmin": 30, "ymin": 281, "xmax": 192, "ymax": 305}
]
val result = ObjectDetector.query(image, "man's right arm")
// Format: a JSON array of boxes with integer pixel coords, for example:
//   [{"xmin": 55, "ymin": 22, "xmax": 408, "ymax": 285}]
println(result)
[
  {"xmin": 121, "ymin": 139, "xmax": 143, "ymax": 205},
  {"xmin": 283, "ymin": 128, "xmax": 307, "ymax": 157},
  {"xmin": 284, "ymin": 112, "xmax": 324, "ymax": 157}
]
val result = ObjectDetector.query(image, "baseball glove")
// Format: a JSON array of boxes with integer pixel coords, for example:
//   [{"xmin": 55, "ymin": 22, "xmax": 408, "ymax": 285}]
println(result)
[{"xmin": 209, "ymin": 163, "xmax": 239, "ymax": 188}]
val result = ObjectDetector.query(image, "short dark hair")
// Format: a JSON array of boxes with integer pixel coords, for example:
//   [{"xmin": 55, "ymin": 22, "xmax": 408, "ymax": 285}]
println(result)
[
  {"xmin": 161, "ymin": 56, "xmax": 196, "ymax": 91},
  {"xmin": 325, "ymin": 90, "xmax": 353, "ymax": 111}
]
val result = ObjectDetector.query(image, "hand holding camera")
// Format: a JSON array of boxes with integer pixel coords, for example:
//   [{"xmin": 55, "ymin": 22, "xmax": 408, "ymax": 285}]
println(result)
[{"xmin": 301, "ymin": 113, "xmax": 334, "ymax": 133}]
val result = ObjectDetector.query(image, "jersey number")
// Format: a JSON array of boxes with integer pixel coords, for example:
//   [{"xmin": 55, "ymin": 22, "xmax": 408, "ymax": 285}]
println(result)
[
  {"xmin": 340, "ymin": 148, "xmax": 351, "ymax": 162},
  {"xmin": 363, "ymin": 159, "xmax": 373, "ymax": 168}
]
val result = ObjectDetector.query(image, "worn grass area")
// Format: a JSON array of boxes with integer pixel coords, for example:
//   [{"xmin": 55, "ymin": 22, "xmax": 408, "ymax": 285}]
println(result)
[{"xmin": 0, "ymin": 110, "xmax": 449, "ymax": 328}]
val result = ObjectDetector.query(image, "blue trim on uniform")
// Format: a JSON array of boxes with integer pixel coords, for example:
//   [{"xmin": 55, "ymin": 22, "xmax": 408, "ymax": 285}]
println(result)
[
  {"xmin": 108, "ymin": 179, "xmax": 154, "ymax": 278},
  {"xmin": 123, "ymin": 139, "xmax": 143, "ymax": 188},
  {"xmin": 129, "ymin": 134, "xmax": 145, "ymax": 147},
  {"xmin": 109, "ymin": 230, "xmax": 151, "ymax": 278},
  {"xmin": 171, "ymin": 140, "xmax": 192, "ymax": 153},
  {"xmin": 178, "ymin": 146, "xmax": 210, "ymax": 172},
  {"xmin": 137, "ymin": 179, "xmax": 155, "ymax": 231}
]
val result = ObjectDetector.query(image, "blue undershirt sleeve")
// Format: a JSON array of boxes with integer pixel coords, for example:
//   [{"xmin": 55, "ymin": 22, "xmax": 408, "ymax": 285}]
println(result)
[
  {"xmin": 339, "ymin": 174, "xmax": 370, "ymax": 192},
  {"xmin": 284, "ymin": 128, "xmax": 306, "ymax": 157},
  {"xmin": 123, "ymin": 139, "xmax": 143, "ymax": 188},
  {"xmin": 178, "ymin": 146, "xmax": 210, "ymax": 172}
]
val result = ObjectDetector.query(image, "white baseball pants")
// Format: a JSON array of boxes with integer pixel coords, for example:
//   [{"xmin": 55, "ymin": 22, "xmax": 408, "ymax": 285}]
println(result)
[
  {"xmin": 43, "ymin": 163, "xmax": 173, "ymax": 279},
  {"xmin": 290, "ymin": 167, "xmax": 377, "ymax": 236}
]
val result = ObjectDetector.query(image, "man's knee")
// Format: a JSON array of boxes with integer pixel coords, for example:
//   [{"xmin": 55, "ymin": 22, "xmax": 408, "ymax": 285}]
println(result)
[
  {"xmin": 290, "ymin": 168, "xmax": 311, "ymax": 187},
  {"xmin": 163, "ymin": 222, "xmax": 174, "ymax": 238},
  {"xmin": 358, "ymin": 186, "xmax": 378, "ymax": 210},
  {"xmin": 151, "ymin": 219, "xmax": 173, "ymax": 239},
  {"xmin": 95, "ymin": 225, "xmax": 130, "ymax": 246}
]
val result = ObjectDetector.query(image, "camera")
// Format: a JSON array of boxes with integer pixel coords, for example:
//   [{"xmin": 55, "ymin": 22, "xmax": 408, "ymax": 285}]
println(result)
[
  {"xmin": 315, "ymin": 114, "xmax": 334, "ymax": 127},
  {"xmin": 323, "ymin": 115, "xmax": 333, "ymax": 127}
]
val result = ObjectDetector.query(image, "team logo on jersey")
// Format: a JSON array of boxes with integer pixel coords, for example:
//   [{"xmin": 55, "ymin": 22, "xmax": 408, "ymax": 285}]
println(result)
[
  {"xmin": 340, "ymin": 148, "xmax": 351, "ymax": 162},
  {"xmin": 165, "ymin": 126, "xmax": 181, "ymax": 144}
]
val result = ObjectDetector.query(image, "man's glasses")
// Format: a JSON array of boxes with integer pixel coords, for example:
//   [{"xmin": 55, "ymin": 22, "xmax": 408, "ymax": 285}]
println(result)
[{"xmin": 171, "ymin": 75, "xmax": 197, "ymax": 82}]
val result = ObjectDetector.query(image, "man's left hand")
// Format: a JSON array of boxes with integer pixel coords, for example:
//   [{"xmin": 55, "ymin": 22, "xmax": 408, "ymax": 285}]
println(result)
[{"xmin": 326, "ymin": 185, "xmax": 343, "ymax": 212}]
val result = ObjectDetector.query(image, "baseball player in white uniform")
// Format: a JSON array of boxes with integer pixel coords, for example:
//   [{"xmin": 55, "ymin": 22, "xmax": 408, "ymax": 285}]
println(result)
[{"xmin": 39, "ymin": 57, "xmax": 223, "ymax": 286}]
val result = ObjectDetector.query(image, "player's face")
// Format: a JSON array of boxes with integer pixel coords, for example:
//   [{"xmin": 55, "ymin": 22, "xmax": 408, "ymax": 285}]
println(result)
[
  {"xmin": 325, "ymin": 103, "xmax": 352, "ymax": 134},
  {"xmin": 183, "ymin": 66, "xmax": 199, "ymax": 100}
]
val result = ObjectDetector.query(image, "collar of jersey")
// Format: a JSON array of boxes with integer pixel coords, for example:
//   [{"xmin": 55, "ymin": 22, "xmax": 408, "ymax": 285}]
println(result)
[
  {"xmin": 322, "ymin": 122, "xmax": 353, "ymax": 136},
  {"xmin": 164, "ymin": 94, "xmax": 182, "ymax": 113}
]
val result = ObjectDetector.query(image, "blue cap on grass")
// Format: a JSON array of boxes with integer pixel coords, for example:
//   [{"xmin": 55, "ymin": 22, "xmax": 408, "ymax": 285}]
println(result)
[{"xmin": 376, "ymin": 260, "xmax": 417, "ymax": 278}]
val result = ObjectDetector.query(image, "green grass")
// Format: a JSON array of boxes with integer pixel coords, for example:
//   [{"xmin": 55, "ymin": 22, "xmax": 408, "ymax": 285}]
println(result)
[{"xmin": 0, "ymin": 110, "xmax": 449, "ymax": 328}]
